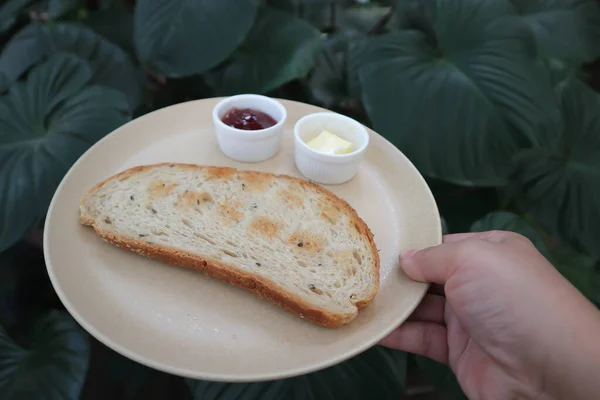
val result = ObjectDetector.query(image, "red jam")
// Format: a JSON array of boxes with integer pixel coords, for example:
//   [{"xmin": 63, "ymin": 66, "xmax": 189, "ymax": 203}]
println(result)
[{"xmin": 221, "ymin": 108, "xmax": 277, "ymax": 131}]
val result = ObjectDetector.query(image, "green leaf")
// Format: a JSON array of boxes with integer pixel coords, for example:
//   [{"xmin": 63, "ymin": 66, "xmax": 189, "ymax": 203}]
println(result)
[
  {"xmin": 308, "ymin": 30, "xmax": 364, "ymax": 108},
  {"xmin": 0, "ymin": 251, "xmax": 20, "ymax": 328},
  {"xmin": 84, "ymin": 8, "xmax": 135, "ymax": 55},
  {"xmin": 441, "ymin": 215, "xmax": 448, "ymax": 235},
  {"xmin": 0, "ymin": 53, "xmax": 130, "ymax": 252},
  {"xmin": 472, "ymin": 210, "xmax": 600, "ymax": 301},
  {"xmin": 187, "ymin": 346, "xmax": 406, "ymax": 400},
  {"xmin": 338, "ymin": 5, "xmax": 391, "ymax": 34},
  {"xmin": 510, "ymin": 0, "xmax": 600, "ymax": 64},
  {"xmin": 511, "ymin": 78, "xmax": 600, "ymax": 257},
  {"xmin": 204, "ymin": 7, "xmax": 322, "ymax": 95},
  {"xmin": 470, "ymin": 211, "xmax": 549, "ymax": 258},
  {"xmin": 267, "ymin": 0, "xmax": 355, "ymax": 31},
  {"xmin": 392, "ymin": 0, "xmax": 420, "ymax": 30},
  {"xmin": 0, "ymin": 0, "xmax": 32, "ymax": 33},
  {"xmin": 98, "ymin": 0, "xmax": 122, "ymax": 9},
  {"xmin": 267, "ymin": 0, "xmax": 330, "ymax": 30},
  {"xmin": 0, "ymin": 22, "xmax": 143, "ymax": 109},
  {"xmin": 0, "ymin": 74, "xmax": 8, "ymax": 94},
  {"xmin": 105, "ymin": 350, "xmax": 154, "ymax": 400},
  {"xmin": 593, "ymin": 264, "xmax": 600, "ymax": 307},
  {"xmin": 551, "ymin": 246, "xmax": 599, "ymax": 300},
  {"xmin": 0, "ymin": 310, "xmax": 90, "ymax": 399},
  {"xmin": 134, "ymin": 0, "xmax": 259, "ymax": 77},
  {"xmin": 415, "ymin": 356, "xmax": 466, "ymax": 400},
  {"xmin": 472, "ymin": 211, "xmax": 600, "ymax": 301},
  {"xmin": 428, "ymin": 179, "xmax": 499, "ymax": 233},
  {"xmin": 537, "ymin": 56, "xmax": 584, "ymax": 87},
  {"xmin": 39, "ymin": 0, "xmax": 79, "ymax": 20},
  {"xmin": 0, "ymin": 242, "xmax": 62, "ymax": 330},
  {"xmin": 355, "ymin": 0, "xmax": 560, "ymax": 185}
]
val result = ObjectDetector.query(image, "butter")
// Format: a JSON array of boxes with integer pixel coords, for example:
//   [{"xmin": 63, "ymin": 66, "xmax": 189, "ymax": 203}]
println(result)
[{"xmin": 306, "ymin": 130, "xmax": 353, "ymax": 154}]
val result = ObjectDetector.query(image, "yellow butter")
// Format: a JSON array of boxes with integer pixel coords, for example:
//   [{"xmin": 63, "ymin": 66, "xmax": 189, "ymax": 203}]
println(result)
[{"xmin": 306, "ymin": 130, "xmax": 353, "ymax": 154}]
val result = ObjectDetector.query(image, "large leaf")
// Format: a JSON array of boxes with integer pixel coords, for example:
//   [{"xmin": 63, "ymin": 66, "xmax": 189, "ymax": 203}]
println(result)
[
  {"xmin": 0, "ymin": 0, "xmax": 32, "ymax": 33},
  {"xmin": 440, "ymin": 215, "xmax": 448, "ymax": 235},
  {"xmin": 204, "ymin": 7, "xmax": 322, "ymax": 95},
  {"xmin": 104, "ymin": 350, "xmax": 155, "ymax": 400},
  {"xmin": 415, "ymin": 356, "xmax": 466, "ymax": 400},
  {"xmin": 48, "ymin": 0, "xmax": 79, "ymax": 19},
  {"xmin": 0, "ymin": 310, "xmax": 90, "ymax": 399},
  {"xmin": 338, "ymin": 5, "xmax": 392, "ymax": 33},
  {"xmin": 267, "ymin": 0, "xmax": 332, "ymax": 30},
  {"xmin": 470, "ymin": 211, "xmax": 600, "ymax": 299},
  {"xmin": 511, "ymin": 78, "xmax": 600, "ymax": 258},
  {"xmin": 132, "ymin": 74, "xmax": 216, "ymax": 119},
  {"xmin": 84, "ymin": 8, "xmax": 135, "ymax": 55},
  {"xmin": 341, "ymin": 0, "xmax": 415, "ymax": 33},
  {"xmin": 510, "ymin": 0, "xmax": 600, "ymax": 64},
  {"xmin": 33, "ymin": 0, "xmax": 79, "ymax": 20},
  {"xmin": 427, "ymin": 178, "xmax": 499, "ymax": 233},
  {"xmin": 267, "ymin": 0, "xmax": 355, "ymax": 31},
  {"xmin": 470, "ymin": 211, "xmax": 549, "ymax": 258},
  {"xmin": 187, "ymin": 346, "xmax": 406, "ymax": 400},
  {"xmin": 355, "ymin": 0, "xmax": 560, "ymax": 185},
  {"xmin": 0, "ymin": 22, "xmax": 143, "ymax": 109},
  {"xmin": 0, "ymin": 250, "xmax": 20, "ymax": 329},
  {"xmin": 593, "ymin": 264, "xmax": 600, "ymax": 308},
  {"xmin": 0, "ymin": 242, "xmax": 62, "ymax": 330},
  {"xmin": 134, "ymin": 0, "xmax": 259, "ymax": 77},
  {"xmin": 551, "ymin": 246, "xmax": 599, "ymax": 301},
  {"xmin": 308, "ymin": 31, "xmax": 364, "ymax": 108},
  {"xmin": 0, "ymin": 53, "xmax": 130, "ymax": 252}
]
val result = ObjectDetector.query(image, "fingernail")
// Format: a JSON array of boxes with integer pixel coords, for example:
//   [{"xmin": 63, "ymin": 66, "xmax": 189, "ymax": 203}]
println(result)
[{"xmin": 400, "ymin": 249, "xmax": 418, "ymax": 261}]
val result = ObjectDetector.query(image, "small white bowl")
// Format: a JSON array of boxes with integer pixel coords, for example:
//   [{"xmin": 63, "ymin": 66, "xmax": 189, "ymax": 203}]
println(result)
[
  {"xmin": 212, "ymin": 94, "xmax": 287, "ymax": 163},
  {"xmin": 294, "ymin": 112, "xmax": 369, "ymax": 185}
]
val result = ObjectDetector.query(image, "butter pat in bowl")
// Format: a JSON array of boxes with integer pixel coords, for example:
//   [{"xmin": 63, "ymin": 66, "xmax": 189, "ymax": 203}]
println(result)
[{"xmin": 294, "ymin": 112, "xmax": 369, "ymax": 185}]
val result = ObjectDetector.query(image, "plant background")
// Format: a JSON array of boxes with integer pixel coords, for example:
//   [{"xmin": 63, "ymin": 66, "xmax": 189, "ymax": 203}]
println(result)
[{"xmin": 1, "ymin": 0, "xmax": 600, "ymax": 399}]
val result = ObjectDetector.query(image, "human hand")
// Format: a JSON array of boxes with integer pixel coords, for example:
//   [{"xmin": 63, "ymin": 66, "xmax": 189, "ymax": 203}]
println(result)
[{"xmin": 380, "ymin": 231, "xmax": 600, "ymax": 400}]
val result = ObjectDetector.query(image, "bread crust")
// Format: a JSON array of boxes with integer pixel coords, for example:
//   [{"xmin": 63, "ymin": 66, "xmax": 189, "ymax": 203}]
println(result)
[{"xmin": 80, "ymin": 163, "xmax": 380, "ymax": 328}]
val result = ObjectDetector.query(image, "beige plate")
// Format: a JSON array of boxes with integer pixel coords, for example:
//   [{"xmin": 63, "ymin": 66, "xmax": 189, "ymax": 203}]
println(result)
[{"xmin": 44, "ymin": 98, "xmax": 441, "ymax": 382}]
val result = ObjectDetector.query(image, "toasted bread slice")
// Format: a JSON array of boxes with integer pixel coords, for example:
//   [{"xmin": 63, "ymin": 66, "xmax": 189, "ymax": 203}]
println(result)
[{"xmin": 79, "ymin": 163, "xmax": 379, "ymax": 327}]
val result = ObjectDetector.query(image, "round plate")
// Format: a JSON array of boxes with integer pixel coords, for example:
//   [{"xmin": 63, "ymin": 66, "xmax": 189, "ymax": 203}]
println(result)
[{"xmin": 44, "ymin": 98, "xmax": 441, "ymax": 382}]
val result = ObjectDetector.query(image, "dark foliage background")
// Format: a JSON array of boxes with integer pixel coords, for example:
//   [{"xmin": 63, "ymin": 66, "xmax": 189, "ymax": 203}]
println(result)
[{"xmin": 1, "ymin": 0, "xmax": 599, "ymax": 399}]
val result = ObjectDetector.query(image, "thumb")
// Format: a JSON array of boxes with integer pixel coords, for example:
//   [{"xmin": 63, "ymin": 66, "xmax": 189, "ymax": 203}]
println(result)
[
  {"xmin": 400, "ymin": 232, "xmax": 511, "ymax": 284},
  {"xmin": 399, "ymin": 245, "xmax": 461, "ymax": 285}
]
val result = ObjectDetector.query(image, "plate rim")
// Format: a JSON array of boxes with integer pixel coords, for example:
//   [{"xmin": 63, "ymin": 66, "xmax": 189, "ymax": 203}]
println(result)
[{"xmin": 43, "ymin": 97, "xmax": 441, "ymax": 382}]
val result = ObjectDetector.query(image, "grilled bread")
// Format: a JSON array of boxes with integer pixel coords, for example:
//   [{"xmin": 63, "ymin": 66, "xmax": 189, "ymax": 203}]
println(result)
[{"xmin": 80, "ymin": 163, "xmax": 379, "ymax": 327}]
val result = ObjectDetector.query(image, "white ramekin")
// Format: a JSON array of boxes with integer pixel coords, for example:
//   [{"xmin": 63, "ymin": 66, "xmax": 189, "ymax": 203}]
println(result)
[
  {"xmin": 294, "ymin": 112, "xmax": 369, "ymax": 185},
  {"xmin": 212, "ymin": 94, "xmax": 287, "ymax": 163}
]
